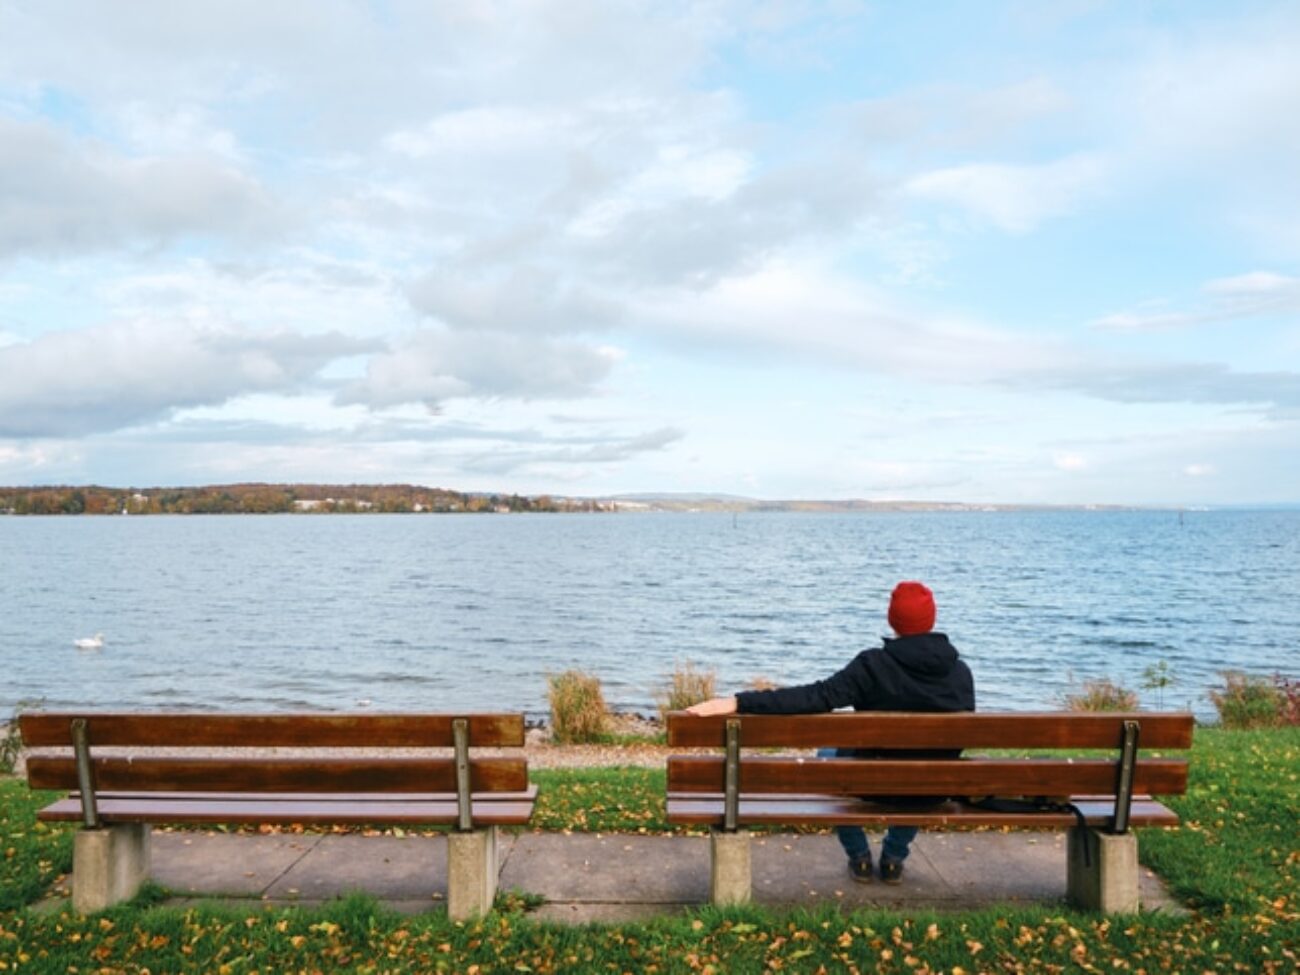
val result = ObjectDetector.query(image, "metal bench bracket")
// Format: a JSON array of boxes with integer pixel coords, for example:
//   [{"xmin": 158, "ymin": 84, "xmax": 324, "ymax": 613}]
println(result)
[
  {"xmin": 1111, "ymin": 720, "xmax": 1139, "ymax": 834},
  {"xmin": 70, "ymin": 717, "xmax": 101, "ymax": 829},
  {"xmin": 723, "ymin": 718, "xmax": 740, "ymax": 832},
  {"xmin": 453, "ymin": 717, "xmax": 472, "ymax": 832}
]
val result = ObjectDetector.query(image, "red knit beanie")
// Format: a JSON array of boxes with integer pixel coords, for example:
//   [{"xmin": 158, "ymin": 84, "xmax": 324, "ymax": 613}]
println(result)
[{"xmin": 888, "ymin": 581, "xmax": 936, "ymax": 636}]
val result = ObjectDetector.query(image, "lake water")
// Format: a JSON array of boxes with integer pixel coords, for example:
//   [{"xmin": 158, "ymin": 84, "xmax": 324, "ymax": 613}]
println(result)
[{"xmin": 2, "ymin": 511, "xmax": 1296, "ymax": 720}]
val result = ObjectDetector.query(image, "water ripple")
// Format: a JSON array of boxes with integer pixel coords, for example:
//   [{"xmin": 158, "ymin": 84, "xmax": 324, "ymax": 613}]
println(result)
[{"xmin": 2, "ymin": 510, "xmax": 1296, "ymax": 720}]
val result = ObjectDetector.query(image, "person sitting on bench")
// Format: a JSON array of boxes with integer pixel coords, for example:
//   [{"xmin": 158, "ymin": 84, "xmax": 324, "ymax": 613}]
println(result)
[{"xmin": 686, "ymin": 580, "xmax": 976, "ymax": 885}]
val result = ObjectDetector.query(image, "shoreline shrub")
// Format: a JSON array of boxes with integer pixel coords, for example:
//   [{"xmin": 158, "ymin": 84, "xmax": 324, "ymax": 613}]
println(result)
[
  {"xmin": 1208, "ymin": 671, "xmax": 1285, "ymax": 729},
  {"xmin": 1275, "ymin": 674, "xmax": 1300, "ymax": 726},
  {"xmin": 1064, "ymin": 677, "xmax": 1139, "ymax": 712},
  {"xmin": 1, "ymin": 700, "xmax": 39, "ymax": 774},
  {"xmin": 0, "ymin": 722, "xmax": 20, "ymax": 775},
  {"xmin": 655, "ymin": 661, "xmax": 716, "ymax": 721},
  {"xmin": 546, "ymin": 670, "xmax": 610, "ymax": 744},
  {"xmin": 1140, "ymin": 659, "xmax": 1178, "ymax": 710}
]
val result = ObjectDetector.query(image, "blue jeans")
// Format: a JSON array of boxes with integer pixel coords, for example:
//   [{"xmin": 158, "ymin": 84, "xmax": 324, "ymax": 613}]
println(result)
[{"xmin": 817, "ymin": 748, "xmax": 919, "ymax": 863}]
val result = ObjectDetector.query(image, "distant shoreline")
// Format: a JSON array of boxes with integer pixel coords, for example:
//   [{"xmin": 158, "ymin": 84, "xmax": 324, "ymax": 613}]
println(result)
[{"xmin": 0, "ymin": 483, "xmax": 1230, "ymax": 516}]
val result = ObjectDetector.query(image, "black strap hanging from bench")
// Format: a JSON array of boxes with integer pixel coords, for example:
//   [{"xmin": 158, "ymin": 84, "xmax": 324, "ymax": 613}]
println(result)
[{"xmin": 964, "ymin": 796, "xmax": 1092, "ymax": 866}]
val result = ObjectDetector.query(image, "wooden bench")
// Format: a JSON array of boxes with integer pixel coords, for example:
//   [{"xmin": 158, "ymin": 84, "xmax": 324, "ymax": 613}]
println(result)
[
  {"xmin": 667, "ymin": 710, "xmax": 1194, "ymax": 913},
  {"xmin": 19, "ymin": 712, "xmax": 536, "ymax": 918}
]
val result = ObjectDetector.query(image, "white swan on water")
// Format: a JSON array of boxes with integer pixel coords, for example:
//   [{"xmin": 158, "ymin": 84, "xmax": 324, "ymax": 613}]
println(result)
[{"xmin": 74, "ymin": 633, "xmax": 104, "ymax": 650}]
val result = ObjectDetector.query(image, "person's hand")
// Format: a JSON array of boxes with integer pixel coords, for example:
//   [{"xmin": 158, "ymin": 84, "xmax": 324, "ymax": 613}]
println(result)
[{"xmin": 684, "ymin": 696, "xmax": 738, "ymax": 716}]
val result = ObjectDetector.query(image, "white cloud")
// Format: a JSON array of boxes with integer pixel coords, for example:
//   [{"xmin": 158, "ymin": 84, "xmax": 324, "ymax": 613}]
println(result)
[
  {"xmin": 641, "ymin": 261, "xmax": 1300, "ymax": 415},
  {"xmin": 0, "ymin": 2, "xmax": 728, "ymax": 149},
  {"xmin": 0, "ymin": 318, "xmax": 371, "ymax": 437},
  {"xmin": 337, "ymin": 329, "xmax": 620, "ymax": 410},
  {"xmin": 28, "ymin": 411, "xmax": 685, "ymax": 490},
  {"xmin": 1090, "ymin": 309, "xmax": 1200, "ymax": 332},
  {"xmin": 1054, "ymin": 453, "xmax": 1088, "ymax": 471},
  {"xmin": 574, "ymin": 155, "xmax": 878, "ymax": 286},
  {"xmin": 0, "ymin": 117, "xmax": 279, "ymax": 259},
  {"xmin": 848, "ymin": 76, "xmax": 1072, "ymax": 154},
  {"xmin": 1021, "ymin": 360, "xmax": 1300, "ymax": 415},
  {"xmin": 1184, "ymin": 463, "xmax": 1215, "ymax": 477},
  {"xmin": 1204, "ymin": 271, "xmax": 1299, "ymax": 297},
  {"xmin": 1093, "ymin": 271, "xmax": 1300, "ymax": 331},
  {"xmin": 1125, "ymin": 16, "xmax": 1300, "ymax": 165},
  {"xmin": 904, "ymin": 154, "xmax": 1109, "ymax": 233},
  {"xmin": 406, "ymin": 267, "xmax": 622, "ymax": 335},
  {"xmin": 2, "ymin": 2, "xmax": 1298, "ymax": 501},
  {"xmin": 459, "ymin": 426, "xmax": 684, "ymax": 474},
  {"xmin": 99, "ymin": 257, "xmax": 408, "ymax": 342},
  {"xmin": 639, "ymin": 260, "xmax": 1066, "ymax": 380},
  {"xmin": 112, "ymin": 103, "xmax": 244, "ymax": 160},
  {"xmin": 0, "ymin": 441, "xmax": 78, "ymax": 474},
  {"xmin": 1102, "ymin": 12, "xmax": 1300, "ymax": 258},
  {"xmin": 846, "ymin": 458, "xmax": 970, "ymax": 496},
  {"xmin": 384, "ymin": 106, "xmax": 570, "ymax": 159}
]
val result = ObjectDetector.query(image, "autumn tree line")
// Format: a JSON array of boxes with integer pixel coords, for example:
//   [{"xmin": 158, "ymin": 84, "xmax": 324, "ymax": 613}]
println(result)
[{"xmin": 0, "ymin": 484, "xmax": 612, "ymax": 515}]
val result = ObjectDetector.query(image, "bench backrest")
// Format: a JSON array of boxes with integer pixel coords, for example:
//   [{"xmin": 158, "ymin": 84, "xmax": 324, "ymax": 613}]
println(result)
[
  {"xmin": 20, "ymin": 712, "xmax": 528, "ymax": 828},
  {"xmin": 667, "ymin": 711, "xmax": 1193, "ymax": 832},
  {"xmin": 667, "ymin": 711, "xmax": 1193, "ymax": 750}
]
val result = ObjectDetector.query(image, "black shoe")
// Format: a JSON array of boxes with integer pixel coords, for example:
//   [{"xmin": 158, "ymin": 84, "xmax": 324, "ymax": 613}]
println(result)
[
  {"xmin": 848, "ymin": 853, "xmax": 873, "ymax": 884},
  {"xmin": 879, "ymin": 856, "xmax": 904, "ymax": 885}
]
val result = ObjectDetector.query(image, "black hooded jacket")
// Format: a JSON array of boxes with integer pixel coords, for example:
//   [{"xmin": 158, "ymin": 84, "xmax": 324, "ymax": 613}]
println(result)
[
  {"xmin": 735, "ymin": 633, "xmax": 975, "ymax": 797},
  {"xmin": 734, "ymin": 632, "xmax": 975, "ymax": 717}
]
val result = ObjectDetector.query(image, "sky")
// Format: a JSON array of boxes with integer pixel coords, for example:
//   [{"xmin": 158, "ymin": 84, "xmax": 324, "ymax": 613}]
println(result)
[{"xmin": 1, "ymin": 1, "xmax": 1298, "ymax": 505}]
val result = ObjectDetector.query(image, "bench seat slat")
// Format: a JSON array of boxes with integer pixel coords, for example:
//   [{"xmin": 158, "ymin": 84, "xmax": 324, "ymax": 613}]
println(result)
[
  {"xmin": 35, "ymin": 785, "xmax": 540, "ymax": 827},
  {"xmin": 667, "ymin": 712, "xmax": 1194, "ymax": 750},
  {"xmin": 666, "ymin": 795, "xmax": 1180, "ymax": 828},
  {"xmin": 26, "ymin": 756, "xmax": 528, "ymax": 794},
  {"xmin": 668, "ymin": 756, "xmax": 1188, "ymax": 797},
  {"xmin": 18, "ymin": 713, "xmax": 526, "ymax": 748}
]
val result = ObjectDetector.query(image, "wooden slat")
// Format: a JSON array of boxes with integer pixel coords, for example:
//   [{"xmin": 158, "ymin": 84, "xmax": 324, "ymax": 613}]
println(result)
[
  {"xmin": 17, "ymin": 712, "xmax": 526, "ymax": 748},
  {"xmin": 35, "ymin": 786, "xmax": 538, "ymax": 827},
  {"xmin": 26, "ymin": 756, "xmax": 528, "ymax": 794},
  {"xmin": 46, "ymin": 789, "xmax": 539, "ymax": 803},
  {"xmin": 667, "ymin": 756, "xmax": 1188, "ymax": 797},
  {"xmin": 666, "ymin": 711, "xmax": 1194, "ymax": 750},
  {"xmin": 665, "ymin": 795, "xmax": 1180, "ymax": 828}
]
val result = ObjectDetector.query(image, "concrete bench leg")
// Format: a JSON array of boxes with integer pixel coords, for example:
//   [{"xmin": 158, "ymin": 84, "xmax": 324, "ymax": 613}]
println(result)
[
  {"xmin": 710, "ymin": 829, "xmax": 751, "ymax": 906},
  {"xmin": 73, "ymin": 824, "xmax": 151, "ymax": 913},
  {"xmin": 447, "ymin": 827, "xmax": 498, "ymax": 920},
  {"xmin": 1067, "ymin": 826, "xmax": 1139, "ymax": 913}
]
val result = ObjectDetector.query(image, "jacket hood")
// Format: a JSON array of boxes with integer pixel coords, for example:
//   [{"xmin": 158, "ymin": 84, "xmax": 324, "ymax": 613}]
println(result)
[{"xmin": 881, "ymin": 632, "xmax": 960, "ymax": 677}]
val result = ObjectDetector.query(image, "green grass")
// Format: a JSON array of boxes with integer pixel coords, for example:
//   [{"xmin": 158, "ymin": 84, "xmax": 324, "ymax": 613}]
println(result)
[
  {"xmin": 0, "ymin": 894, "xmax": 1291, "ymax": 973},
  {"xmin": 1139, "ymin": 726, "xmax": 1300, "ymax": 913},
  {"xmin": 587, "ymin": 729, "xmax": 667, "ymax": 747},
  {"xmin": 1, "ymin": 727, "xmax": 1297, "ymax": 973},
  {"xmin": 530, "ymin": 767, "xmax": 671, "ymax": 833},
  {"xmin": 0, "ymin": 780, "xmax": 72, "ymax": 911}
]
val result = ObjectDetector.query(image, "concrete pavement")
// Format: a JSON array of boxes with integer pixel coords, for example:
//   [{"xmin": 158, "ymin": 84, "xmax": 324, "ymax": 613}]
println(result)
[{"xmin": 42, "ymin": 829, "xmax": 1185, "ymax": 923}]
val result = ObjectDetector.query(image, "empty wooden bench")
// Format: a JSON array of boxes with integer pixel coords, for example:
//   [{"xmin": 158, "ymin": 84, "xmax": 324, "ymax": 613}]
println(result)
[
  {"xmin": 667, "ymin": 710, "xmax": 1194, "ymax": 913},
  {"xmin": 19, "ymin": 711, "xmax": 536, "ymax": 918}
]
